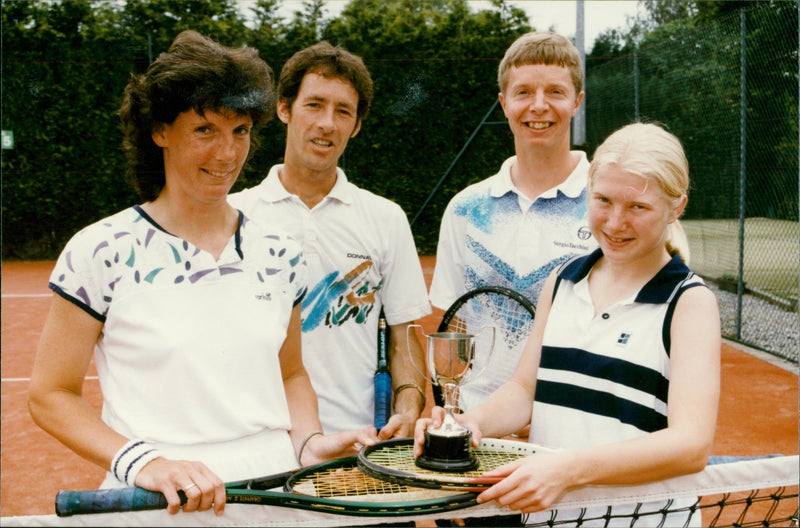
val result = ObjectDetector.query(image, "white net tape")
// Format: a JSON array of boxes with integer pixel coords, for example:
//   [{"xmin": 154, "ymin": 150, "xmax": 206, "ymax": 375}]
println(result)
[{"xmin": 3, "ymin": 455, "xmax": 796, "ymax": 527}]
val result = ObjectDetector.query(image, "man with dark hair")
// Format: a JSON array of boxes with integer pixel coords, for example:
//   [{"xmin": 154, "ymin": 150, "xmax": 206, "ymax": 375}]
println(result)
[{"xmin": 230, "ymin": 42, "xmax": 429, "ymax": 439}]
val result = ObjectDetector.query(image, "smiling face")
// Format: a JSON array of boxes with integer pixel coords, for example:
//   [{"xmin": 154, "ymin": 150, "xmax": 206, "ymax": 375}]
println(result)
[
  {"xmin": 152, "ymin": 108, "xmax": 252, "ymax": 204},
  {"xmin": 589, "ymin": 165, "xmax": 686, "ymax": 267},
  {"xmin": 278, "ymin": 72, "xmax": 361, "ymax": 179},
  {"xmin": 499, "ymin": 63, "xmax": 583, "ymax": 156}
]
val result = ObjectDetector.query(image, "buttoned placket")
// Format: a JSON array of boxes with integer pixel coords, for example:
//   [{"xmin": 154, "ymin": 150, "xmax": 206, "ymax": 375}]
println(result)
[{"xmin": 299, "ymin": 196, "xmax": 321, "ymax": 264}]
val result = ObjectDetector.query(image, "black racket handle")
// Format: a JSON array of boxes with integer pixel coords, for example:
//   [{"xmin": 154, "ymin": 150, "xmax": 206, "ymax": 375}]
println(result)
[{"xmin": 56, "ymin": 487, "xmax": 184, "ymax": 516}]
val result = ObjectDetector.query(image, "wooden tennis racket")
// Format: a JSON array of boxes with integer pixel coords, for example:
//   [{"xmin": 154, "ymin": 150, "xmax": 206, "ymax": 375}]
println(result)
[
  {"xmin": 357, "ymin": 437, "xmax": 552, "ymax": 491},
  {"xmin": 55, "ymin": 455, "xmax": 479, "ymax": 517}
]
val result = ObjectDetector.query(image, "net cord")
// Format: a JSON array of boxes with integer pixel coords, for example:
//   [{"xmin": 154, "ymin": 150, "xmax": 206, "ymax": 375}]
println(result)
[
  {"xmin": 427, "ymin": 454, "xmax": 799, "ymax": 523},
  {"xmin": 1, "ymin": 455, "xmax": 795, "ymax": 526},
  {"xmin": 545, "ymin": 454, "xmax": 798, "ymax": 509}
]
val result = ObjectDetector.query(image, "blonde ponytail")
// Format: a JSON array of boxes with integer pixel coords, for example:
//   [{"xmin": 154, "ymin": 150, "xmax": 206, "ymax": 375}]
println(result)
[{"xmin": 666, "ymin": 220, "xmax": 690, "ymax": 265}]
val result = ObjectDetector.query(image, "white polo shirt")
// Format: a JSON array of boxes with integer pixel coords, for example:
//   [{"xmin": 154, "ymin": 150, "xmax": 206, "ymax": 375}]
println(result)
[
  {"xmin": 533, "ymin": 250, "xmax": 706, "ymax": 447},
  {"xmin": 527, "ymin": 249, "xmax": 705, "ymax": 527},
  {"xmin": 50, "ymin": 206, "xmax": 306, "ymax": 480},
  {"xmin": 230, "ymin": 166, "xmax": 431, "ymax": 432},
  {"xmin": 430, "ymin": 153, "xmax": 596, "ymax": 410}
]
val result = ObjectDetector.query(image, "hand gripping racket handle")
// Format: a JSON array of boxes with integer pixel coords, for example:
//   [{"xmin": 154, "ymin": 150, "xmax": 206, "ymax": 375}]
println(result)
[{"xmin": 55, "ymin": 487, "xmax": 182, "ymax": 516}]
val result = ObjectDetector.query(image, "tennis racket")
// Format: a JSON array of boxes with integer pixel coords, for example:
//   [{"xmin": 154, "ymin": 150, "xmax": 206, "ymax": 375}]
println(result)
[
  {"xmin": 358, "ymin": 437, "xmax": 553, "ymax": 491},
  {"xmin": 434, "ymin": 286, "xmax": 535, "ymax": 407},
  {"xmin": 55, "ymin": 456, "xmax": 479, "ymax": 517},
  {"xmin": 374, "ymin": 312, "xmax": 392, "ymax": 430}
]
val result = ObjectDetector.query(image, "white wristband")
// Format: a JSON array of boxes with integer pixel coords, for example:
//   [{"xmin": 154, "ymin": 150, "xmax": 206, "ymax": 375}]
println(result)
[{"xmin": 111, "ymin": 439, "xmax": 162, "ymax": 487}]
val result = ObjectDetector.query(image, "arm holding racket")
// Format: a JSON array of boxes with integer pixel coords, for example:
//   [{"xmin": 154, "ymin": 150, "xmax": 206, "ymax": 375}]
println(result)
[
  {"xmin": 29, "ymin": 296, "xmax": 227, "ymax": 515},
  {"xmin": 29, "ymin": 296, "xmax": 120, "ymax": 470},
  {"xmin": 56, "ymin": 456, "xmax": 482, "ymax": 517},
  {"xmin": 281, "ymin": 305, "xmax": 378, "ymax": 466}
]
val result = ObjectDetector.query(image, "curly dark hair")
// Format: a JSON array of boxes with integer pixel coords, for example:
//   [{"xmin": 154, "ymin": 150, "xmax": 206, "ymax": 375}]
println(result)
[
  {"xmin": 119, "ymin": 30, "xmax": 276, "ymax": 201},
  {"xmin": 277, "ymin": 41, "xmax": 373, "ymax": 122}
]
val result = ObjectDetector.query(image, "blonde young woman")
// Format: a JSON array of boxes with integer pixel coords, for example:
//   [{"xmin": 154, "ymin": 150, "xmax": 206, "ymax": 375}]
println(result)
[{"xmin": 415, "ymin": 122, "xmax": 720, "ymax": 526}]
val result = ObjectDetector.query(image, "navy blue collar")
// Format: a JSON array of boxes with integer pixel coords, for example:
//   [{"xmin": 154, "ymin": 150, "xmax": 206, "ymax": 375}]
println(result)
[
  {"xmin": 133, "ymin": 204, "xmax": 244, "ymax": 260},
  {"xmin": 560, "ymin": 248, "xmax": 693, "ymax": 304}
]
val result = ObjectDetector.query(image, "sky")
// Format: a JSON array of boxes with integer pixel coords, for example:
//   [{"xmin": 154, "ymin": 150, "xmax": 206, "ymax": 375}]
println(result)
[
  {"xmin": 488, "ymin": 1, "xmax": 642, "ymax": 50},
  {"xmin": 263, "ymin": 0, "xmax": 642, "ymax": 52}
]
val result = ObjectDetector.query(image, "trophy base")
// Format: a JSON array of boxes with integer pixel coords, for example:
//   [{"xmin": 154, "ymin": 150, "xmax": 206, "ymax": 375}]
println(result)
[{"xmin": 415, "ymin": 429, "xmax": 479, "ymax": 472}]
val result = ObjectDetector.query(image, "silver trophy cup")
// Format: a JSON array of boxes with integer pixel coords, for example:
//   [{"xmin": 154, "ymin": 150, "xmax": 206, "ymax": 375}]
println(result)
[{"xmin": 407, "ymin": 325, "xmax": 495, "ymax": 471}]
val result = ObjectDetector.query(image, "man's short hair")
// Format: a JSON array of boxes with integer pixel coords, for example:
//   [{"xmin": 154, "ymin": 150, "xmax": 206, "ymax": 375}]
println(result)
[
  {"xmin": 278, "ymin": 41, "xmax": 373, "ymax": 121},
  {"xmin": 498, "ymin": 32, "xmax": 583, "ymax": 95}
]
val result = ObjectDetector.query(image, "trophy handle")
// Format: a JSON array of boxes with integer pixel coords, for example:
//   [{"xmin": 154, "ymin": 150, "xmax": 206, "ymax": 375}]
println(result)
[{"xmin": 406, "ymin": 324, "xmax": 433, "ymax": 384}]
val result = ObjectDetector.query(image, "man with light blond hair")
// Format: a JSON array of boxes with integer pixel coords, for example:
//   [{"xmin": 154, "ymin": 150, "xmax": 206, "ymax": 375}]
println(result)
[{"xmin": 430, "ymin": 31, "xmax": 598, "ymax": 414}]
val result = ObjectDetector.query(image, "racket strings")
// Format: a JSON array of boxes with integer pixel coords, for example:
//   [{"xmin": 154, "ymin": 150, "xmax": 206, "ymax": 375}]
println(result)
[
  {"xmin": 450, "ymin": 293, "xmax": 533, "ymax": 353},
  {"xmin": 291, "ymin": 465, "xmax": 464, "ymax": 502},
  {"xmin": 292, "ymin": 466, "xmax": 405, "ymax": 498},
  {"xmin": 363, "ymin": 444, "xmax": 528, "ymax": 483}
]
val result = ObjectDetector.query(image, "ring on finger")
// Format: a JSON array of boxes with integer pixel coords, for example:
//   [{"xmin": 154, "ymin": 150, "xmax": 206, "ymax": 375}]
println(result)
[{"xmin": 183, "ymin": 483, "xmax": 198, "ymax": 492}]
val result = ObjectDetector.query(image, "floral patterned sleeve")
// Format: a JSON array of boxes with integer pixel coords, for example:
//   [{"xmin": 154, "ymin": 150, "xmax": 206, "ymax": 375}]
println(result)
[{"xmin": 48, "ymin": 218, "xmax": 120, "ymax": 322}]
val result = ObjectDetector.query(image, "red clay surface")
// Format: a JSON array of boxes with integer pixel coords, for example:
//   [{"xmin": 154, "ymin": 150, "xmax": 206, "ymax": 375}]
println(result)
[{"xmin": 1, "ymin": 258, "xmax": 797, "ymax": 517}]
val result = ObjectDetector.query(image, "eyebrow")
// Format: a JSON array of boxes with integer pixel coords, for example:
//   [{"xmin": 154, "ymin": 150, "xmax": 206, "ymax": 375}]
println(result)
[
  {"xmin": 509, "ymin": 80, "xmax": 571, "ymax": 92},
  {"xmin": 302, "ymin": 94, "xmax": 357, "ymax": 110}
]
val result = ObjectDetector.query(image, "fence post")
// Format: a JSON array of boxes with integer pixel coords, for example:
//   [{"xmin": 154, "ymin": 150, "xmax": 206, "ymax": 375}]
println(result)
[
  {"xmin": 735, "ymin": 8, "xmax": 747, "ymax": 339},
  {"xmin": 573, "ymin": 0, "xmax": 586, "ymax": 145},
  {"xmin": 634, "ymin": 48, "xmax": 639, "ymax": 121}
]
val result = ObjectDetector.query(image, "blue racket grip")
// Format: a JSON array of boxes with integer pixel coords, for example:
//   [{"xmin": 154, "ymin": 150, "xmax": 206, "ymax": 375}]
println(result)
[
  {"xmin": 374, "ymin": 372, "xmax": 392, "ymax": 430},
  {"xmin": 56, "ymin": 487, "xmax": 180, "ymax": 516}
]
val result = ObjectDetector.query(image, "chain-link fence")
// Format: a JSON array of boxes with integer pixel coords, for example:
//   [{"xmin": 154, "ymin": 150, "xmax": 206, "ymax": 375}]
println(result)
[
  {"xmin": 3, "ymin": 1, "xmax": 796, "ymax": 362},
  {"xmin": 585, "ymin": 2, "xmax": 798, "ymax": 363}
]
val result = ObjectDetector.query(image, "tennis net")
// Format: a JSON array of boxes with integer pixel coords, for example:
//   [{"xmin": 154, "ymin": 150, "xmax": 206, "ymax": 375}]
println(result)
[
  {"xmin": 431, "ymin": 454, "xmax": 798, "ymax": 528},
  {"xmin": 2, "ymin": 455, "xmax": 796, "ymax": 527}
]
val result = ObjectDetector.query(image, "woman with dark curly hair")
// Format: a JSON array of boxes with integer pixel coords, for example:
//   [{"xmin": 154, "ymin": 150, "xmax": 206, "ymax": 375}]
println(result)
[{"xmin": 29, "ymin": 30, "xmax": 374, "ymax": 519}]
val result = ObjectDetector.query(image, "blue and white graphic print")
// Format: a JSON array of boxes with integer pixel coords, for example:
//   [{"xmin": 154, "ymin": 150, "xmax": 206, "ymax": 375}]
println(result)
[{"xmin": 454, "ymin": 188, "xmax": 592, "ymax": 306}]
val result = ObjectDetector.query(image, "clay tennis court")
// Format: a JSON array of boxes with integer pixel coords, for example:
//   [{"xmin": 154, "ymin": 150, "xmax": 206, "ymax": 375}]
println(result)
[{"xmin": 1, "ymin": 257, "xmax": 798, "ymax": 518}]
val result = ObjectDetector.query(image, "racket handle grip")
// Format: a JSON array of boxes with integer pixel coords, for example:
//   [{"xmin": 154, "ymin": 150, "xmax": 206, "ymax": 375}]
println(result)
[
  {"xmin": 56, "ymin": 487, "xmax": 179, "ymax": 516},
  {"xmin": 374, "ymin": 372, "xmax": 392, "ymax": 429}
]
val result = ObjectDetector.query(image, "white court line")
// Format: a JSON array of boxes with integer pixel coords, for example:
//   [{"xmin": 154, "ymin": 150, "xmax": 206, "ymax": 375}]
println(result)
[
  {"xmin": 1, "ymin": 293, "xmax": 51, "ymax": 298},
  {"xmin": 2, "ymin": 376, "xmax": 99, "ymax": 382}
]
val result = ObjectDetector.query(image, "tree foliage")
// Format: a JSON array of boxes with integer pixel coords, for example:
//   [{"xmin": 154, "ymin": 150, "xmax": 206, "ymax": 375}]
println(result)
[
  {"xmin": 2, "ymin": 0, "xmax": 796, "ymax": 259},
  {"xmin": 586, "ymin": 0, "xmax": 797, "ymax": 221},
  {"xmin": 2, "ymin": 0, "xmax": 530, "ymax": 258}
]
